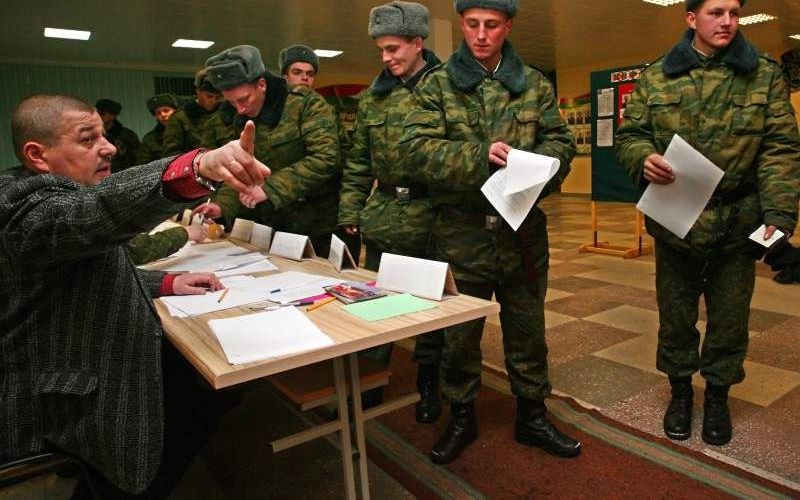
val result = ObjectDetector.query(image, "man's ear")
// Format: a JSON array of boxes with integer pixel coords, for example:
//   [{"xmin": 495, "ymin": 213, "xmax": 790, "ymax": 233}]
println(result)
[
  {"xmin": 686, "ymin": 11, "xmax": 697, "ymax": 29},
  {"xmin": 22, "ymin": 141, "xmax": 51, "ymax": 174}
]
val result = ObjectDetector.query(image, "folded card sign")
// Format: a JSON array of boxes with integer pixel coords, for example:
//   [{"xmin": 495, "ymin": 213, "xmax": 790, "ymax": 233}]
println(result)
[
  {"xmin": 269, "ymin": 231, "xmax": 316, "ymax": 261},
  {"xmin": 376, "ymin": 253, "xmax": 458, "ymax": 301}
]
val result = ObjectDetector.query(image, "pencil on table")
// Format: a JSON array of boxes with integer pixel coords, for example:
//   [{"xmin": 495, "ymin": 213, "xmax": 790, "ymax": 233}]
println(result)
[
  {"xmin": 217, "ymin": 288, "xmax": 230, "ymax": 303},
  {"xmin": 306, "ymin": 296, "xmax": 336, "ymax": 311}
]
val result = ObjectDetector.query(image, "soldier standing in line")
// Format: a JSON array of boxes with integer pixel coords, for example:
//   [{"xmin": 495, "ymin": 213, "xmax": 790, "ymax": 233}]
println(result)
[
  {"xmin": 95, "ymin": 98, "xmax": 140, "ymax": 172},
  {"xmin": 339, "ymin": 1, "xmax": 444, "ymax": 419},
  {"xmin": 398, "ymin": 0, "xmax": 581, "ymax": 464},
  {"xmin": 194, "ymin": 45, "xmax": 341, "ymax": 256},
  {"xmin": 616, "ymin": 0, "xmax": 800, "ymax": 445},
  {"xmin": 162, "ymin": 69, "xmax": 222, "ymax": 156},
  {"xmin": 137, "ymin": 93, "xmax": 179, "ymax": 164}
]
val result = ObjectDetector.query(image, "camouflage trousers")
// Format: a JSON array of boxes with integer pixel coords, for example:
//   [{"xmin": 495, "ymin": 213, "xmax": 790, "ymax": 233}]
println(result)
[
  {"xmin": 359, "ymin": 246, "xmax": 444, "ymax": 367},
  {"xmin": 441, "ymin": 274, "xmax": 551, "ymax": 403},
  {"xmin": 655, "ymin": 240, "xmax": 755, "ymax": 386}
]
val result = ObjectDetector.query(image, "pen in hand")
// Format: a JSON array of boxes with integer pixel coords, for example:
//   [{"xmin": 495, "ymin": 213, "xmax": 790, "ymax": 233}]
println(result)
[{"xmin": 199, "ymin": 197, "xmax": 211, "ymax": 225}]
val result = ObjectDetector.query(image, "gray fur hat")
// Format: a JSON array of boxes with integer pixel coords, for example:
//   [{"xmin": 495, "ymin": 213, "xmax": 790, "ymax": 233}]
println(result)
[
  {"xmin": 368, "ymin": 1, "xmax": 430, "ymax": 39},
  {"xmin": 686, "ymin": 0, "xmax": 745, "ymax": 10},
  {"xmin": 205, "ymin": 45, "xmax": 266, "ymax": 91},
  {"xmin": 193, "ymin": 68, "xmax": 219, "ymax": 93},
  {"xmin": 146, "ymin": 93, "xmax": 179, "ymax": 114},
  {"xmin": 454, "ymin": 0, "xmax": 517, "ymax": 17},
  {"xmin": 278, "ymin": 45, "xmax": 319, "ymax": 74}
]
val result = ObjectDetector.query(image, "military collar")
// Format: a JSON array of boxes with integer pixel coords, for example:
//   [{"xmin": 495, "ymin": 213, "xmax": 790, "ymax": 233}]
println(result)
[
  {"xmin": 371, "ymin": 49, "xmax": 441, "ymax": 97},
  {"xmin": 663, "ymin": 29, "xmax": 759, "ymax": 77},
  {"xmin": 235, "ymin": 72, "xmax": 288, "ymax": 129},
  {"xmin": 183, "ymin": 100, "xmax": 210, "ymax": 120},
  {"xmin": 446, "ymin": 40, "xmax": 526, "ymax": 95}
]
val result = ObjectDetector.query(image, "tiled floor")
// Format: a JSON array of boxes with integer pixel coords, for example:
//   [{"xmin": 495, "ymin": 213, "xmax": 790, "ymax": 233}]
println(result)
[{"xmin": 481, "ymin": 196, "xmax": 800, "ymax": 488}]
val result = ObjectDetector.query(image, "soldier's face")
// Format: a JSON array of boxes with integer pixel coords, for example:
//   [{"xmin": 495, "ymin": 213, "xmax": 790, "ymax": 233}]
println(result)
[
  {"xmin": 196, "ymin": 89, "xmax": 220, "ymax": 111},
  {"xmin": 687, "ymin": 0, "xmax": 740, "ymax": 54},
  {"xmin": 28, "ymin": 110, "xmax": 116, "ymax": 186},
  {"xmin": 222, "ymin": 78, "xmax": 267, "ymax": 118},
  {"xmin": 154, "ymin": 106, "xmax": 175, "ymax": 126},
  {"xmin": 375, "ymin": 36, "xmax": 424, "ymax": 80},
  {"xmin": 460, "ymin": 8, "xmax": 512, "ymax": 68},
  {"xmin": 285, "ymin": 62, "xmax": 317, "ymax": 88}
]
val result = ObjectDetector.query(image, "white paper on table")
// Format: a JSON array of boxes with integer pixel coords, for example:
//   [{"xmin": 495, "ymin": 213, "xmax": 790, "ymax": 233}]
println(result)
[
  {"xmin": 480, "ymin": 149, "xmax": 559, "ymax": 231},
  {"xmin": 209, "ymin": 307, "xmax": 334, "ymax": 365},
  {"xmin": 229, "ymin": 219, "xmax": 255, "ymax": 241},
  {"xmin": 146, "ymin": 240, "xmax": 264, "ymax": 273},
  {"xmin": 267, "ymin": 276, "xmax": 345, "ymax": 304},
  {"xmin": 749, "ymin": 225, "xmax": 785, "ymax": 248},
  {"xmin": 214, "ymin": 258, "xmax": 278, "ymax": 277},
  {"xmin": 160, "ymin": 282, "xmax": 268, "ymax": 316},
  {"xmin": 376, "ymin": 253, "xmax": 458, "ymax": 301},
  {"xmin": 250, "ymin": 223, "xmax": 273, "ymax": 250},
  {"xmin": 636, "ymin": 134, "xmax": 724, "ymax": 239}
]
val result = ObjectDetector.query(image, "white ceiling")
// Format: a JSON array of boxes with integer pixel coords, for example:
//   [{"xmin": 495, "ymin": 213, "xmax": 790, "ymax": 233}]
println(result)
[{"xmin": 2, "ymin": 0, "xmax": 798, "ymax": 78}]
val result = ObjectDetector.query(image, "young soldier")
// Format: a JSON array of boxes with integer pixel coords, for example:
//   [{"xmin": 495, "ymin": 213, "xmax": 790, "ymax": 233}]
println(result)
[
  {"xmin": 616, "ymin": 0, "xmax": 800, "ymax": 445},
  {"xmin": 339, "ymin": 1, "xmax": 444, "ymax": 420},
  {"xmin": 279, "ymin": 44, "xmax": 319, "ymax": 89},
  {"xmin": 137, "ymin": 93, "xmax": 179, "ymax": 164},
  {"xmin": 162, "ymin": 69, "xmax": 222, "ymax": 156},
  {"xmin": 398, "ymin": 0, "xmax": 581, "ymax": 463},
  {"xmin": 196, "ymin": 45, "xmax": 341, "ymax": 256},
  {"xmin": 95, "ymin": 98, "xmax": 140, "ymax": 172}
]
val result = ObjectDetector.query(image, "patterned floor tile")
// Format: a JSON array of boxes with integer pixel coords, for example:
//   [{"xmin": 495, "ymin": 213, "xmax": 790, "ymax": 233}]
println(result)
[{"xmin": 546, "ymin": 320, "xmax": 641, "ymax": 367}]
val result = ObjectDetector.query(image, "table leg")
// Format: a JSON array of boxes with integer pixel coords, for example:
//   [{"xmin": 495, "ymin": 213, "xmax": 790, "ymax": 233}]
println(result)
[
  {"xmin": 348, "ymin": 353, "xmax": 370, "ymax": 500},
  {"xmin": 333, "ymin": 356, "xmax": 357, "ymax": 500}
]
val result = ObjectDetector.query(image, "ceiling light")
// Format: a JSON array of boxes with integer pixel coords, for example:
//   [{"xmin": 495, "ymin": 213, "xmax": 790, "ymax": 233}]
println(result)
[
  {"xmin": 44, "ymin": 27, "xmax": 91, "ymax": 40},
  {"xmin": 791, "ymin": 34, "xmax": 800, "ymax": 40},
  {"xmin": 739, "ymin": 13, "xmax": 777, "ymax": 25},
  {"xmin": 642, "ymin": 0, "xmax": 683, "ymax": 6},
  {"xmin": 172, "ymin": 39, "xmax": 215, "ymax": 49},
  {"xmin": 314, "ymin": 50, "xmax": 343, "ymax": 58}
]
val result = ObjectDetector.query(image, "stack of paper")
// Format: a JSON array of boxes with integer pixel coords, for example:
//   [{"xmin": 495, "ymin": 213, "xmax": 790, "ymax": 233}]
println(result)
[
  {"xmin": 145, "ymin": 240, "xmax": 276, "ymax": 275},
  {"xmin": 481, "ymin": 149, "xmax": 560, "ymax": 230},
  {"xmin": 209, "ymin": 307, "xmax": 334, "ymax": 365}
]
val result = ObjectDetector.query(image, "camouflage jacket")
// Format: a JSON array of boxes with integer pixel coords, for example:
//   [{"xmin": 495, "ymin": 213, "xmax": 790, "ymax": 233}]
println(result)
[
  {"xmin": 126, "ymin": 226, "xmax": 187, "ymax": 265},
  {"xmin": 162, "ymin": 100, "xmax": 217, "ymax": 156},
  {"xmin": 339, "ymin": 49, "xmax": 441, "ymax": 255},
  {"xmin": 106, "ymin": 120, "xmax": 141, "ymax": 173},
  {"xmin": 616, "ymin": 30, "xmax": 800, "ymax": 255},
  {"xmin": 205, "ymin": 74, "xmax": 341, "ymax": 239},
  {"xmin": 136, "ymin": 123, "xmax": 165, "ymax": 165}
]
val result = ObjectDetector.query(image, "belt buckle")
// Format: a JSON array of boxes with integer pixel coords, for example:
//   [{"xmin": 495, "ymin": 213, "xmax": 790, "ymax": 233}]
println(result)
[
  {"xmin": 485, "ymin": 215, "xmax": 502, "ymax": 231},
  {"xmin": 395, "ymin": 187, "xmax": 411, "ymax": 202}
]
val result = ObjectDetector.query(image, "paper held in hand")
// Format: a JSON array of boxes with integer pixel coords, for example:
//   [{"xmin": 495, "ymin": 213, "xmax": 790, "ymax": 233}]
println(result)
[
  {"xmin": 636, "ymin": 134, "xmax": 724, "ymax": 239},
  {"xmin": 481, "ymin": 149, "xmax": 560, "ymax": 231}
]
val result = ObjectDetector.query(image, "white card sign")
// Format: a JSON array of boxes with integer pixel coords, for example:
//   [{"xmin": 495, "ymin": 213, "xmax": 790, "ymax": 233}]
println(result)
[
  {"xmin": 328, "ymin": 234, "xmax": 357, "ymax": 272},
  {"xmin": 376, "ymin": 253, "xmax": 458, "ymax": 301},
  {"xmin": 230, "ymin": 218, "xmax": 255, "ymax": 241},
  {"xmin": 250, "ymin": 223, "xmax": 273, "ymax": 250},
  {"xmin": 269, "ymin": 231, "xmax": 317, "ymax": 261}
]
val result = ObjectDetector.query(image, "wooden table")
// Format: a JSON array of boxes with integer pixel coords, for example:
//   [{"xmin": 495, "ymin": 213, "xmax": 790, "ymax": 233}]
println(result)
[{"xmin": 152, "ymin": 243, "xmax": 500, "ymax": 499}]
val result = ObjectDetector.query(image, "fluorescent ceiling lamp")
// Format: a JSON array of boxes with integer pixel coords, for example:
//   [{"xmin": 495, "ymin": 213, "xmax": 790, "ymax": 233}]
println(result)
[
  {"xmin": 314, "ymin": 49, "xmax": 343, "ymax": 58},
  {"xmin": 739, "ymin": 13, "xmax": 777, "ymax": 25},
  {"xmin": 44, "ymin": 27, "xmax": 91, "ymax": 40},
  {"xmin": 791, "ymin": 34, "xmax": 800, "ymax": 40},
  {"xmin": 642, "ymin": 0, "xmax": 683, "ymax": 6},
  {"xmin": 172, "ymin": 39, "xmax": 215, "ymax": 49}
]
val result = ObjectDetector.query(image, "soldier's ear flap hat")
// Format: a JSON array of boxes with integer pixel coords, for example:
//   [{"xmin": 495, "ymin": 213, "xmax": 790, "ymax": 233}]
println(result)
[
  {"xmin": 278, "ymin": 45, "xmax": 319, "ymax": 74},
  {"xmin": 194, "ymin": 68, "xmax": 221, "ymax": 93},
  {"xmin": 685, "ymin": 0, "xmax": 745, "ymax": 10},
  {"xmin": 95, "ymin": 99, "xmax": 122, "ymax": 115},
  {"xmin": 205, "ymin": 45, "xmax": 266, "ymax": 91},
  {"xmin": 454, "ymin": 0, "xmax": 517, "ymax": 17},
  {"xmin": 368, "ymin": 1, "xmax": 430, "ymax": 39},
  {"xmin": 146, "ymin": 93, "xmax": 179, "ymax": 115}
]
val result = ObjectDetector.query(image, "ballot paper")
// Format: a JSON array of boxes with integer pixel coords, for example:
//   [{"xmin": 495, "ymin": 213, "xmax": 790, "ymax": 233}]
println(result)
[
  {"xmin": 209, "ymin": 307, "xmax": 334, "ymax": 365},
  {"xmin": 636, "ymin": 135, "xmax": 724, "ymax": 239},
  {"xmin": 213, "ymin": 259, "xmax": 278, "ymax": 277},
  {"xmin": 481, "ymin": 149, "xmax": 560, "ymax": 231},
  {"xmin": 749, "ymin": 225, "xmax": 786, "ymax": 248},
  {"xmin": 147, "ymin": 241, "xmax": 266, "ymax": 273}
]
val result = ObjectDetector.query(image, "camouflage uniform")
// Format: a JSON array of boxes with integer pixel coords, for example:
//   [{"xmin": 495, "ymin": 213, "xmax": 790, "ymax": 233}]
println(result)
[
  {"xmin": 398, "ymin": 41, "xmax": 574, "ymax": 403},
  {"xmin": 126, "ymin": 226, "xmax": 188, "ymax": 265},
  {"xmin": 615, "ymin": 30, "xmax": 800, "ymax": 385},
  {"xmin": 106, "ymin": 120, "xmax": 141, "ymax": 173},
  {"xmin": 162, "ymin": 100, "xmax": 217, "ymax": 156},
  {"xmin": 201, "ymin": 102, "xmax": 237, "ymax": 152},
  {"xmin": 137, "ymin": 123, "xmax": 166, "ymax": 164},
  {"xmin": 204, "ymin": 74, "xmax": 341, "ymax": 256},
  {"xmin": 340, "ymin": 49, "xmax": 442, "ymax": 366}
]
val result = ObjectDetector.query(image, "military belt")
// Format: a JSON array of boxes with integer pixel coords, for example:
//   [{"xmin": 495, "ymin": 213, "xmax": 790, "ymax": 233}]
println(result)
[
  {"xmin": 440, "ymin": 206, "xmax": 504, "ymax": 231},
  {"xmin": 378, "ymin": 183, "xmax": 429, "ymax": 202}
]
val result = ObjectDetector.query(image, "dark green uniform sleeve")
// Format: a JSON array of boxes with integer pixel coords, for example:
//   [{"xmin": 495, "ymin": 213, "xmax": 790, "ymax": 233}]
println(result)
[
  {"xmin": 126, "ymin": 226, "xmax": 189, "ymax": 265},
  {"xmin": 532, "ymin": 76, "xmax": 576, "ymax": 197},
  {"xmin": 162, "ymin": 112, "xmax": 189, "ymax": 156},
  {"xmin": 338, "ymin": 97, "xmax": 375, "ymax": 226},
  {"xmin": 615, "ymin": 70, "xmax": 660, "ymax": 187},
  {"xmin": 136, "ymin": 130, "xmax": 161, "ymax": 165}
]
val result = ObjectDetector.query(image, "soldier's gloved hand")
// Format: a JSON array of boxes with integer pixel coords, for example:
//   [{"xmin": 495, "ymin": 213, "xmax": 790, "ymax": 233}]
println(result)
[
  {"xmin": 643, "ymin": 154, "xmax": 675, "ymax": 184},
  {"xmin": 488, "ymin": 141, "xmax": 512, "ymax": 167},
  {"xmin": 343, "ymin": 224, "xmax": 359, "ymax": 235},
  {"xmin": 238, "ymin": 185, "xmax": 267, "ymax": 209},
  {"xmin": 192, "ymin": 202, "xmax": 222, "ymax": 220},
  {"xmin": 184, "ymin": 224, "xmax": 209, "ymax": 243},
  {"xmin": 197, "ymin": 120, "xmax": 271, "ymax": 192},
  {"xmin": 172, "ymin": 272, "xmax": 223, "ymax": 295}
]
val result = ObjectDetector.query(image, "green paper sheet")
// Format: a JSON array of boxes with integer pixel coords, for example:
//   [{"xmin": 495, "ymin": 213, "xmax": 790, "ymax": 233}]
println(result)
[{"xmin": 343, "ymin": 293, "xmax": 437, "ymax": 321}]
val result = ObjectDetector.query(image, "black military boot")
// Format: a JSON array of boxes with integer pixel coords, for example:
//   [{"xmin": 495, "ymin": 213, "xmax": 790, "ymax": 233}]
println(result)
[
  {"xmin": 430, "ymin": 401, "xmax": 478, "ymax": 464},
  {"xmin": 703, "ymin": 383, "xmax": 732, "ymax": 445},
  {"xmin": 514, "ymin": 398, "xmax": 581, "ymax": 458},
  {"xmin": 663, "ymin": 377, "xmax": 693, "ymax": 440},
  {"xmin": 416, "ymin": 363, "xmax": 442, "ymax": 423}
]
